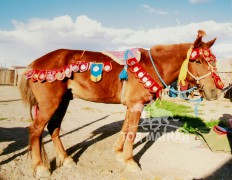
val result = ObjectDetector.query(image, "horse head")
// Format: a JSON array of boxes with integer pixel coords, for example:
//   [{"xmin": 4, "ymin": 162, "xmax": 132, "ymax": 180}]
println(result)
[{"xmin": 179, "ymin": 30, "xmax": 224, "ymax": 101}]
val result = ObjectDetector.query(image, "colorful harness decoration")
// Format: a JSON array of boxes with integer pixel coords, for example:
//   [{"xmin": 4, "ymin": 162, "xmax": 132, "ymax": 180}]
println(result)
[
  {"xmin": 127, "ymin": 57, "xmax": 162, "ymax": 97},
  {"xmin": 25, "ymin": 61, "xmax": 112, "ymax": 83},
  {"xmin": 25, "ymin": 48, "xmax": 162, "ymax": 97},
  {"xmin": 90, "ymin": 63, "xmax": 103, "ymax": 82},
  {"xmin": 189, "ymin": 48, "xmax": 224, "ymax": 90}
]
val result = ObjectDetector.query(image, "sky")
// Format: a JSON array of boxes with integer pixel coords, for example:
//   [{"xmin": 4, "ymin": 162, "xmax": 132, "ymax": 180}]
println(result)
[{"xmin": 0, "ymin": 0, "xmax": 232, "ymax": 67}]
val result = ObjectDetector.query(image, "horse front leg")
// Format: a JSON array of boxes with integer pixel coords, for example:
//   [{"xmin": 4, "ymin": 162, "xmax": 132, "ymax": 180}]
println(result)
[
  {"xmin": 123, "ymin": 102, "xmax": 143, "ymax": 172},
  {"xmin": 114, "ymin": 108, "xmax": 129, "ymax": 162},
  {"xmin": 114, "ymin": 102, "xmax": 143, "ymax": 172}
]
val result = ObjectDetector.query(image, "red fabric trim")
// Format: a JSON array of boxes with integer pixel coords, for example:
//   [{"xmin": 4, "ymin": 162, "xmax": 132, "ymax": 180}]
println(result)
[
  {"xmin": 56, "ymin": 69, "xmax": 65, "ymax": 80},
  {"xmin": 126, "ymin": 58, "xmax": 162, "ymax": 97},
  {"xmin": 46, "ymin": 70, "xmax": 57, "ymax": 83},
  {"xmin": 38, "ymin": 70, "xmax": 47, "ymax": 82},
  {"xmin": 64, "ymin": 66, "xmax": 72, "ymax": 78},
  {"xmin": 71, "ymin": 63, "xmax": 79, "ymax": 72},
  {"xmin": 32, "ymin": 70, "xmax": 39, "ymax": 82},
  {"xmin": 190, "ymin": 48, "xmax": 200, "ymax": 60},
  {"xmin": 103, "ymin": 62, "xmax": 112, "ymax": 72},
  {"xmin": 26, "ymin": 70, "xmax": 35, "ymax": 79},
  {"xmin": 190, "ymin": 48, "xmax": 224, "ymax": 90},
  {"xmin": 79, "ymin": 61, "xmax": 89, "ymax": 72}
]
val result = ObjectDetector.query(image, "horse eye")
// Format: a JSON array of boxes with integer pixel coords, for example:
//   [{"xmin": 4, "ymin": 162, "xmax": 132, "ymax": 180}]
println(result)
[{"xmin": 195, "ymin": 60, "xmax": 202, "ymax": 64}]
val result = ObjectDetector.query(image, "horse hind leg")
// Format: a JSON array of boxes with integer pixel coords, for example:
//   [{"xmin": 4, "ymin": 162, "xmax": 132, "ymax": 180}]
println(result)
[
  {"xmin": 29, "ymin": 107, "xmax": 54, "ymax": 177},
  {"xmin": 29, "ymin": 90, "xmax": 72, "ymax": 178},
  {"xmin": 47, "ymin": 89, "xmax": 75, "ymax": 168}
]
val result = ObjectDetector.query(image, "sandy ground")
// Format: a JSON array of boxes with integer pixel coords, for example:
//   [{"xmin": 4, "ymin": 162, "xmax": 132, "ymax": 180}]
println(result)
[{"xmin": 0, "ymin": 86, "xmax": 232, "ymax": 180}]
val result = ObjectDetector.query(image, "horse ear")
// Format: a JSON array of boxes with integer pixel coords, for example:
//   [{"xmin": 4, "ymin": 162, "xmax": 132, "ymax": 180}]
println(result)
[
  {"xmin": 193, "ymin": 36, "xmax": 203, "ymax": 48},
  {"xmin": 198, "ymin": 30, "xmax": 206, "ymax": 37},
  {"xmin": 206, "ymin": 38, "xmax": 217, "ymax": 48},
  {"xmin": 193, "ymin": 30, "xmax": 206, "ymax": 48}
]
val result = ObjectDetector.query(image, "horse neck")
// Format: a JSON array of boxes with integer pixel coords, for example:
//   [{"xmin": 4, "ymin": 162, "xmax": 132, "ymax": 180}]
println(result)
[{"xmin": 145, "ymin": 43, "xmax": 192, "ymax": 87}]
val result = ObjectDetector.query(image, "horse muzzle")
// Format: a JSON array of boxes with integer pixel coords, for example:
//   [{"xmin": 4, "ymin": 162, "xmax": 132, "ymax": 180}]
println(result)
[{"xmin": 203, "ymin": 88, "xmax": 222, "ymax": 101}]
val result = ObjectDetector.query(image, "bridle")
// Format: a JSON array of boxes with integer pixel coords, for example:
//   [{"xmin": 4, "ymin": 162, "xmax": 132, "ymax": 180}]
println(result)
[
  {"xmin": 187, "ymin": 70, "xmax": 211, "ymax": 85},
  {"xmin": 148, "ymin": 46, "xmax": 224, "ymax": 117},
  {"xmin": 187, "ymin": 48, "xmax": 224, "ymax": 90}
]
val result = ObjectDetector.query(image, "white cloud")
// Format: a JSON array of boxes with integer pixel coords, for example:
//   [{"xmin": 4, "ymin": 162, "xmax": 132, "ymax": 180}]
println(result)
[
  {"xmin": 0, "ymin": 15, "xmax": 231, "ymax": 67},
  {"xmin": 142, "ymin": 4, "xmax": 168, "ymax": 15},
  {"xmin": 189, "ymin": 0, "xmax": 211, "ymax": 4}
]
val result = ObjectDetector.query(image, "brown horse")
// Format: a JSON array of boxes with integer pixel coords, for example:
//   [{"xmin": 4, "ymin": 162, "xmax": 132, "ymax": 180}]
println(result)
[{"xmin": 19, "ymin": 30, "xmax": 223, "ymax": 177}]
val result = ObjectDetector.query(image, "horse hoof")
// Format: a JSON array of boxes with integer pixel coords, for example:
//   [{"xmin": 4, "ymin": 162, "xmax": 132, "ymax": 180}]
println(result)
[
  {"xmin": 36, "ymin": 165, "xmax": 51, "ymax": 178},
  {"xmin": 63, "ymin": 157, "xmax": 76, "ymax": 167},
  {"xmin": 115, "ymin": 152, "xmax": 124, "ymax": 163},
  {"xmin": 126, "ymin": 160, "xmax": 141, "ymax": 172}
]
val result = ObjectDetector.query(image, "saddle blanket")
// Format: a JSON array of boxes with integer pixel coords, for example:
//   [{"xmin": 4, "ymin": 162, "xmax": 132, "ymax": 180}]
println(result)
[{"xmin": 102, "ymin": 48, "xmax": 141, "ymax": 65}]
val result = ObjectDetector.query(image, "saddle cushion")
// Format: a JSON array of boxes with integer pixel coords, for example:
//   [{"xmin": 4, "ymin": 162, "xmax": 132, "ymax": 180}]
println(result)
[{"xmin": 102, "ymin": 48, "xmax": 141, "ymax": 65}]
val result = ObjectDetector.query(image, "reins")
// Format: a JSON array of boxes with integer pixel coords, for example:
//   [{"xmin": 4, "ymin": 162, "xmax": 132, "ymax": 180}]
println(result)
[{"xmin": 148, "ymin": 49, "xmax": 203, "ymax": 116}]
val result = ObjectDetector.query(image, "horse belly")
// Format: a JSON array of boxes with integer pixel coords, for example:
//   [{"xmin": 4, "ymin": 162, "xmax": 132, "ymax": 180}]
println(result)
[{"xmin": 68, "ymin": 73, "xmax": 123, "ymax": 104}]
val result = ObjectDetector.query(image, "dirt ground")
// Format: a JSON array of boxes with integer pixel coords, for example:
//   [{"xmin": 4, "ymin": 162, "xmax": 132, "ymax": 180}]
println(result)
[{"xmin": 0, "ymin": 86, "xmax": 232, "ymax": 180}]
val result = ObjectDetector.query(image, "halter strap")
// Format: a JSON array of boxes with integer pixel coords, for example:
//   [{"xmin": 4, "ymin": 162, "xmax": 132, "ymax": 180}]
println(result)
[{"xmin": 187, "ymin": 70, "xmax": 211, "ymax": 84}]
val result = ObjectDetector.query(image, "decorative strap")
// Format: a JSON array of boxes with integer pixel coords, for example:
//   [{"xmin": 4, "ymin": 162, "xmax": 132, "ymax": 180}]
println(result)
[
  {"xmin": 187, "ymin": 70, "xmax": 211, "ymax": 84},
  {"xmin": 26, "ymin": 61, "xmax": 112, "ymax": 83},
  {"xmin": 127, "ymin": 57, "xmax": 162, "ymax": 97}
]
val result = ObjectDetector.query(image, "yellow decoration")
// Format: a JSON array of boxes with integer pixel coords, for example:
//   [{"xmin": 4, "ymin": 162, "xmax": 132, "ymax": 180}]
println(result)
[
  {"xmin": 178, "ymin": 46, "xmax": 193, "ymax": 86},
  {"xmin": 90, "ymin": 74, "xmax": 102, "ymax": 82}
]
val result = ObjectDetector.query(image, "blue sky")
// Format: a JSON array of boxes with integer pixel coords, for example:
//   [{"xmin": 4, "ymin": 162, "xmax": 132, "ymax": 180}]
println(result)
[
  {"xmin": 1, "ymin": 0, "xmax": 231, "ymax": 29},
  {"xmin": 0, "ymin": 0, "xmax": 232, "ymax": 67}
]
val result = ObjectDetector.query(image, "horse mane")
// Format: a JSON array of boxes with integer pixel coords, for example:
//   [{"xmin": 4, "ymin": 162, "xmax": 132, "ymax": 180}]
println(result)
[
  {"xmin": 150, "ymin": 43, "xmax": 192, "ymax": 61},
  {"xmin": 151, "ymin": 43, "xmax": 192, "ymax": 52}
]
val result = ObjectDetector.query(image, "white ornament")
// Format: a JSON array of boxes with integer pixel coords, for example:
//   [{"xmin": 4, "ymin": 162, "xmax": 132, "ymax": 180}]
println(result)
[{"xmin": 93, "ymin": 66, "xmax": 100, "ymax": 72}]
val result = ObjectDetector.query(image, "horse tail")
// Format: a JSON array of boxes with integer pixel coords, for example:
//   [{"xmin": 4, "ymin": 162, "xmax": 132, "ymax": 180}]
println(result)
[{"xmin": 19, "ymin": 71, "xmax": 38, "ymax": 121}]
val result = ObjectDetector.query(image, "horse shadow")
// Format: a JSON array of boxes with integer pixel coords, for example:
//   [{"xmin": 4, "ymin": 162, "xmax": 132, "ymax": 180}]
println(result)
[
  {"xmin": 0, "ymin": 127, "xmax": 49, "ymax": 165},
  {"xmin": 49, "ymin": 115, "xmax": 118, "ymax": 170},
  {"xmin": 0, "ymin": 127, "xmax": 29, "ymax": 156},
  {"xmin": 134, "ymin": 116, "xmax": 183, "ymax": 164},
  {"xmin": 63, "ymin": 116, "xmax": 182, "ymax": 168},
  {"xmin": 65, "ymin": 118, "xmax": 123, "ymax": 163}
]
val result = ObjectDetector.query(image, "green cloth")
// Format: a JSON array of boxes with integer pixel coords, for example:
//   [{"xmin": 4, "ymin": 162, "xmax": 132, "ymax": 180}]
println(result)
[{"xmin": 197, "ymin": 127, "xmax": 232, "ymax": 153}]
